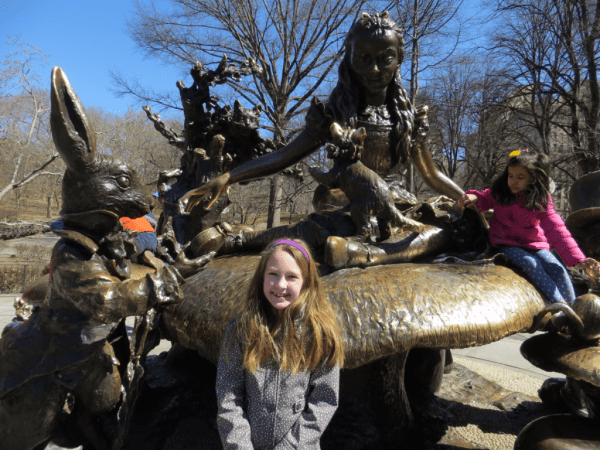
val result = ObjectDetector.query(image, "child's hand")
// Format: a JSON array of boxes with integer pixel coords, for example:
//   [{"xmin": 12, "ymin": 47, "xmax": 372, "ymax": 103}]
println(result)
[
  {"xmin": 458, "ymin": 193, "xmax": 478, "ymax": 209},
  {"xmin": 576, "ymin": 258, "xmax": 600, "ymax": 272}
]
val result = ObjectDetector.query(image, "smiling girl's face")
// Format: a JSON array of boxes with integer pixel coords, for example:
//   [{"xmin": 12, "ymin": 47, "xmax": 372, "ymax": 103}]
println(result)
[{"xmin": 263, "ymin": 249, "xmax": 304, "ymax": 310}]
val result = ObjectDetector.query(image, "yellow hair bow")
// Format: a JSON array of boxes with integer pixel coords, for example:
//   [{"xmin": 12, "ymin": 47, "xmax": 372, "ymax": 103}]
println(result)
[{"xmin": 509, "ymin": 148, "xmax": 529, "ymax": 158}]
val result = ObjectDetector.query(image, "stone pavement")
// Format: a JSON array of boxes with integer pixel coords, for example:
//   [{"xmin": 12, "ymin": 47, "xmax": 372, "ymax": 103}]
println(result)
[
  {"xmin": 453, "ymin": 332, "xmax": 561, "ymax": 379},
  {"xmin": 453, "ymin": 332, "xmax": 561, "ymax": 400}
]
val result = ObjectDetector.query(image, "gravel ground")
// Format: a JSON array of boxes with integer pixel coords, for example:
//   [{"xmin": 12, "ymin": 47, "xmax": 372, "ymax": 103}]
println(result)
[
  {"xmin": 446, "ymin": 412, "xmax": 517, "ymax": 450},
  {"xmin": 439, "ymin": 357, "xmax": 550, "ymax": 450}
]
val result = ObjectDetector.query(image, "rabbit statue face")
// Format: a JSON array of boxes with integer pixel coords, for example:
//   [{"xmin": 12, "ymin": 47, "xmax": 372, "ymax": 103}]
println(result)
[
  {"xmin": 61, "ymin": 157, "xmax": 151, "ymax": 219},
  {"xmin": 51, "ymin": 67, "xmax": 153, "ymax": 222}
]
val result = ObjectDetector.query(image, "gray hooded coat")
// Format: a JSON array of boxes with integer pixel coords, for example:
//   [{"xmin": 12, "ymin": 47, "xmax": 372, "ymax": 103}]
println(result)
[{"xmin": 216, "ymin": 320, "xmax": 339, "ymax": 449}]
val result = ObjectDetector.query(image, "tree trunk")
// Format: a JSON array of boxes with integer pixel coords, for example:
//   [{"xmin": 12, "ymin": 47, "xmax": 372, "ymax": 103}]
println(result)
[
  {"xmin": 267, "ymin": 176, "xmax": 282, "ymax": 229},
  {"xmin": 15, "ymin": 190, "xmax": 21, "ymax": 220},
  {"xmin": 407, "ymin": 0, "xmax": 420, "ymax": 195}
]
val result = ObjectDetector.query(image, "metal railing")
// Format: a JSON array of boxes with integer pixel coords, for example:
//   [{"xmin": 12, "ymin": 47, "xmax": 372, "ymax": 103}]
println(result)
[{"xmin": 0, "ymin": 264, "xmax": 47, "ymax": 294}]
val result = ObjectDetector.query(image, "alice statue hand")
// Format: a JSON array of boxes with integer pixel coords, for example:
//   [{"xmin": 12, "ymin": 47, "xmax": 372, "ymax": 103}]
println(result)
[
  {"xmin": 181, "ymin": 173, "xmax": 230, "ymax": 212},
  {"xmin": 173, "ymin": 245, "xmax": 216, "ymax": 278}
]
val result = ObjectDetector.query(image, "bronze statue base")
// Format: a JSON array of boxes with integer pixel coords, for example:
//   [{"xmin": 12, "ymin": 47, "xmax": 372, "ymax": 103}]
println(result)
[{"xmin": 113, "ymin": 348, "xmax": 549, "ymax": 450}]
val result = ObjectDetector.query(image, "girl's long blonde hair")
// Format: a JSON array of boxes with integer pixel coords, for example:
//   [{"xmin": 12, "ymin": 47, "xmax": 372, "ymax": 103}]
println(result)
[{"xmin": 237, "ymin": 239, "xmax": 344, "ymax": 374}]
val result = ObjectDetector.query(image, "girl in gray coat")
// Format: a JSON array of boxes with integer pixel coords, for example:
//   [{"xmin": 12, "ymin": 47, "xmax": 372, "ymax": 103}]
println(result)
[{"xmin": 216, "ymin": 239, "xmax": 345, "ymax": 449}]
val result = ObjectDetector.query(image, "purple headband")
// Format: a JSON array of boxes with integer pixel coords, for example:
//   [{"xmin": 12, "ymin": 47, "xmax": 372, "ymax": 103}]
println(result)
[{"xmin": 269, "ymin": 239, "xmax": 310, "ymax": 262}]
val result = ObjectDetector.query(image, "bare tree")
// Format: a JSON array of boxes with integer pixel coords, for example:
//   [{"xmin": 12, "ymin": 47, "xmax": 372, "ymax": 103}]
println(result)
[
  {"xmin": 426, "ymin": 56, "xmax": 482, "ymax": 181},
  {"xmin": 115, "ymin": 0, "xmax": 365, "ymax": 143},
  {"xmin": 0, "ymin": 37, "xmax": 62, "ymax": 205},
  {"xmin": 229, "ymin": 179, "xmax": 272, "ymax": 225},
  {"xmin": 489, "ymin": 0, "xmax": 563, "ymax": 153},
  {"xmin": 87, "ymin": 106, "xmax": 183, "ymax": 186},
  {"xmin": 392, "ymin": 0, "xmax": 464, "ymax": 102},
  {"xmin": 490, "ymin": 0, "xmax": 600, "ymax": 176},
  {"xmin": 381, "ymin": 0, "xmax": 465, "ymax": 192},
  {"xmin": 419, "ymin": 53, "xmax": 526, "ymax": 192},
  {"xmin": 461, "ymin": 68, "xmax": 519, "ymax": 189}
]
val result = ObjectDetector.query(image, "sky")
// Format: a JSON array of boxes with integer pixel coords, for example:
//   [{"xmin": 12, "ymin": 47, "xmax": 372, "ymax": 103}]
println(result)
[
  {"xmin": 0, "ymin": 0, "xmax": 183, "ymax": 114},
  {"xmin": 0, "ymin": 0, "xmax": 492, "ymax": 115}
]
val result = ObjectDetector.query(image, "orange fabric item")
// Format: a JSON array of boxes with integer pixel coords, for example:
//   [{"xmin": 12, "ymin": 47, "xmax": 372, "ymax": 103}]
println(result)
[{"xmin": 119, "ymin": 216, "xmax": 155, "ymax": 233}]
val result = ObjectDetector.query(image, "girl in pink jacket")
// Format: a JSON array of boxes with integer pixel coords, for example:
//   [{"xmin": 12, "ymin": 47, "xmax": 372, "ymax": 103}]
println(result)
[{"xmin": 459, "ymin": 150, "xmax": 599, "ymax": 305}]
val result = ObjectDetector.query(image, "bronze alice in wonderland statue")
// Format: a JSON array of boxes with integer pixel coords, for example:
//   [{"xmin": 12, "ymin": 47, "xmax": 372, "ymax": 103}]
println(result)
[{"xmin": 182, "ymin": 12, "xmax": 469, "ymax": 268}]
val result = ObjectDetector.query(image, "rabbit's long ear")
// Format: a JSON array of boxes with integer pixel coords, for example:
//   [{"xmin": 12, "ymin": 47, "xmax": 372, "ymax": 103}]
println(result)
[{"xmin": 50, "ymin": 67, "xmax": 98, "ymax": 173}]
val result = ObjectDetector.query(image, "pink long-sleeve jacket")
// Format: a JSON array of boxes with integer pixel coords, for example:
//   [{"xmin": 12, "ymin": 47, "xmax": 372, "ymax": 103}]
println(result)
[{"xmin": 467, "ymin": 189, "xmax": 585, "ymax": 267}]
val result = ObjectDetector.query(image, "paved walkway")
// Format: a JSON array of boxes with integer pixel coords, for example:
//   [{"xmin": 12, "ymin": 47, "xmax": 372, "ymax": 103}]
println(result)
[{"xmin": 453, "ymin": 332, "xmax": 560, "ymax": 380}]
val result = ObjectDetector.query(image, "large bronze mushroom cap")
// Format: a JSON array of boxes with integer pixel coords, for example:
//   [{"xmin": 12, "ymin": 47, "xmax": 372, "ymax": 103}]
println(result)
[{"xmin": 521, "ymin": 334, "xmax": 600, "ymax": 387}]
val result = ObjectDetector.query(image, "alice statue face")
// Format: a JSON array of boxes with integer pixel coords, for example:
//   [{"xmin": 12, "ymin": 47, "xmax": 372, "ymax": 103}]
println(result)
[{"xmin": 349, "ymin": 29, "xmax": 401, "ymax": 102}]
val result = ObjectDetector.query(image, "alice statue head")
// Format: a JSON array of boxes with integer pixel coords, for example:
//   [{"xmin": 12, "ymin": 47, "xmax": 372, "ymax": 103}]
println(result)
[
  {"xmin": 328, "ymin": 12, "xmax": 414, "ymax": 166},
  {"xmin": 346, "ymin": 11, "xmax": 405, "ymax": 102}
]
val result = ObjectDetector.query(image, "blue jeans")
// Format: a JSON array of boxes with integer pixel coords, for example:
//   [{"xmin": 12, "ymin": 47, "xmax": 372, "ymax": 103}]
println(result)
[
  {"xmin": 499, "ymin": 246, "xmax": 576, "ymax": 305},
  {"xmin": 133, "ymin": 231, "xmax": 158, "ymax": 259}
]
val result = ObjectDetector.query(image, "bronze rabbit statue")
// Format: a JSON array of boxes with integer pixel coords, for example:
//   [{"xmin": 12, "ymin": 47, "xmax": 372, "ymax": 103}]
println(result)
[{"xmin": 0, "ymin": 67, "xmax": 211, "ymax": 450}]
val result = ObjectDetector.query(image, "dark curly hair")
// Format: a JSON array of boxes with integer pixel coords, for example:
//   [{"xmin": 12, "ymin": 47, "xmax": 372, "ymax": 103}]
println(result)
[
  {"xmin": 491, "ymin": 151, "xmax": 551, "ymax": 211},
  {"xmin": 327, "ymin": 12, "xmax": 414, "ymax": 166}
]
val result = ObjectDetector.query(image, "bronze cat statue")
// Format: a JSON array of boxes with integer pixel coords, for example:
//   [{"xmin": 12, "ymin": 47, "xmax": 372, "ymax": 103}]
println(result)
[{"xmin": 309, "ymin": 123, "xmax": 422, "ymax": 241}]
